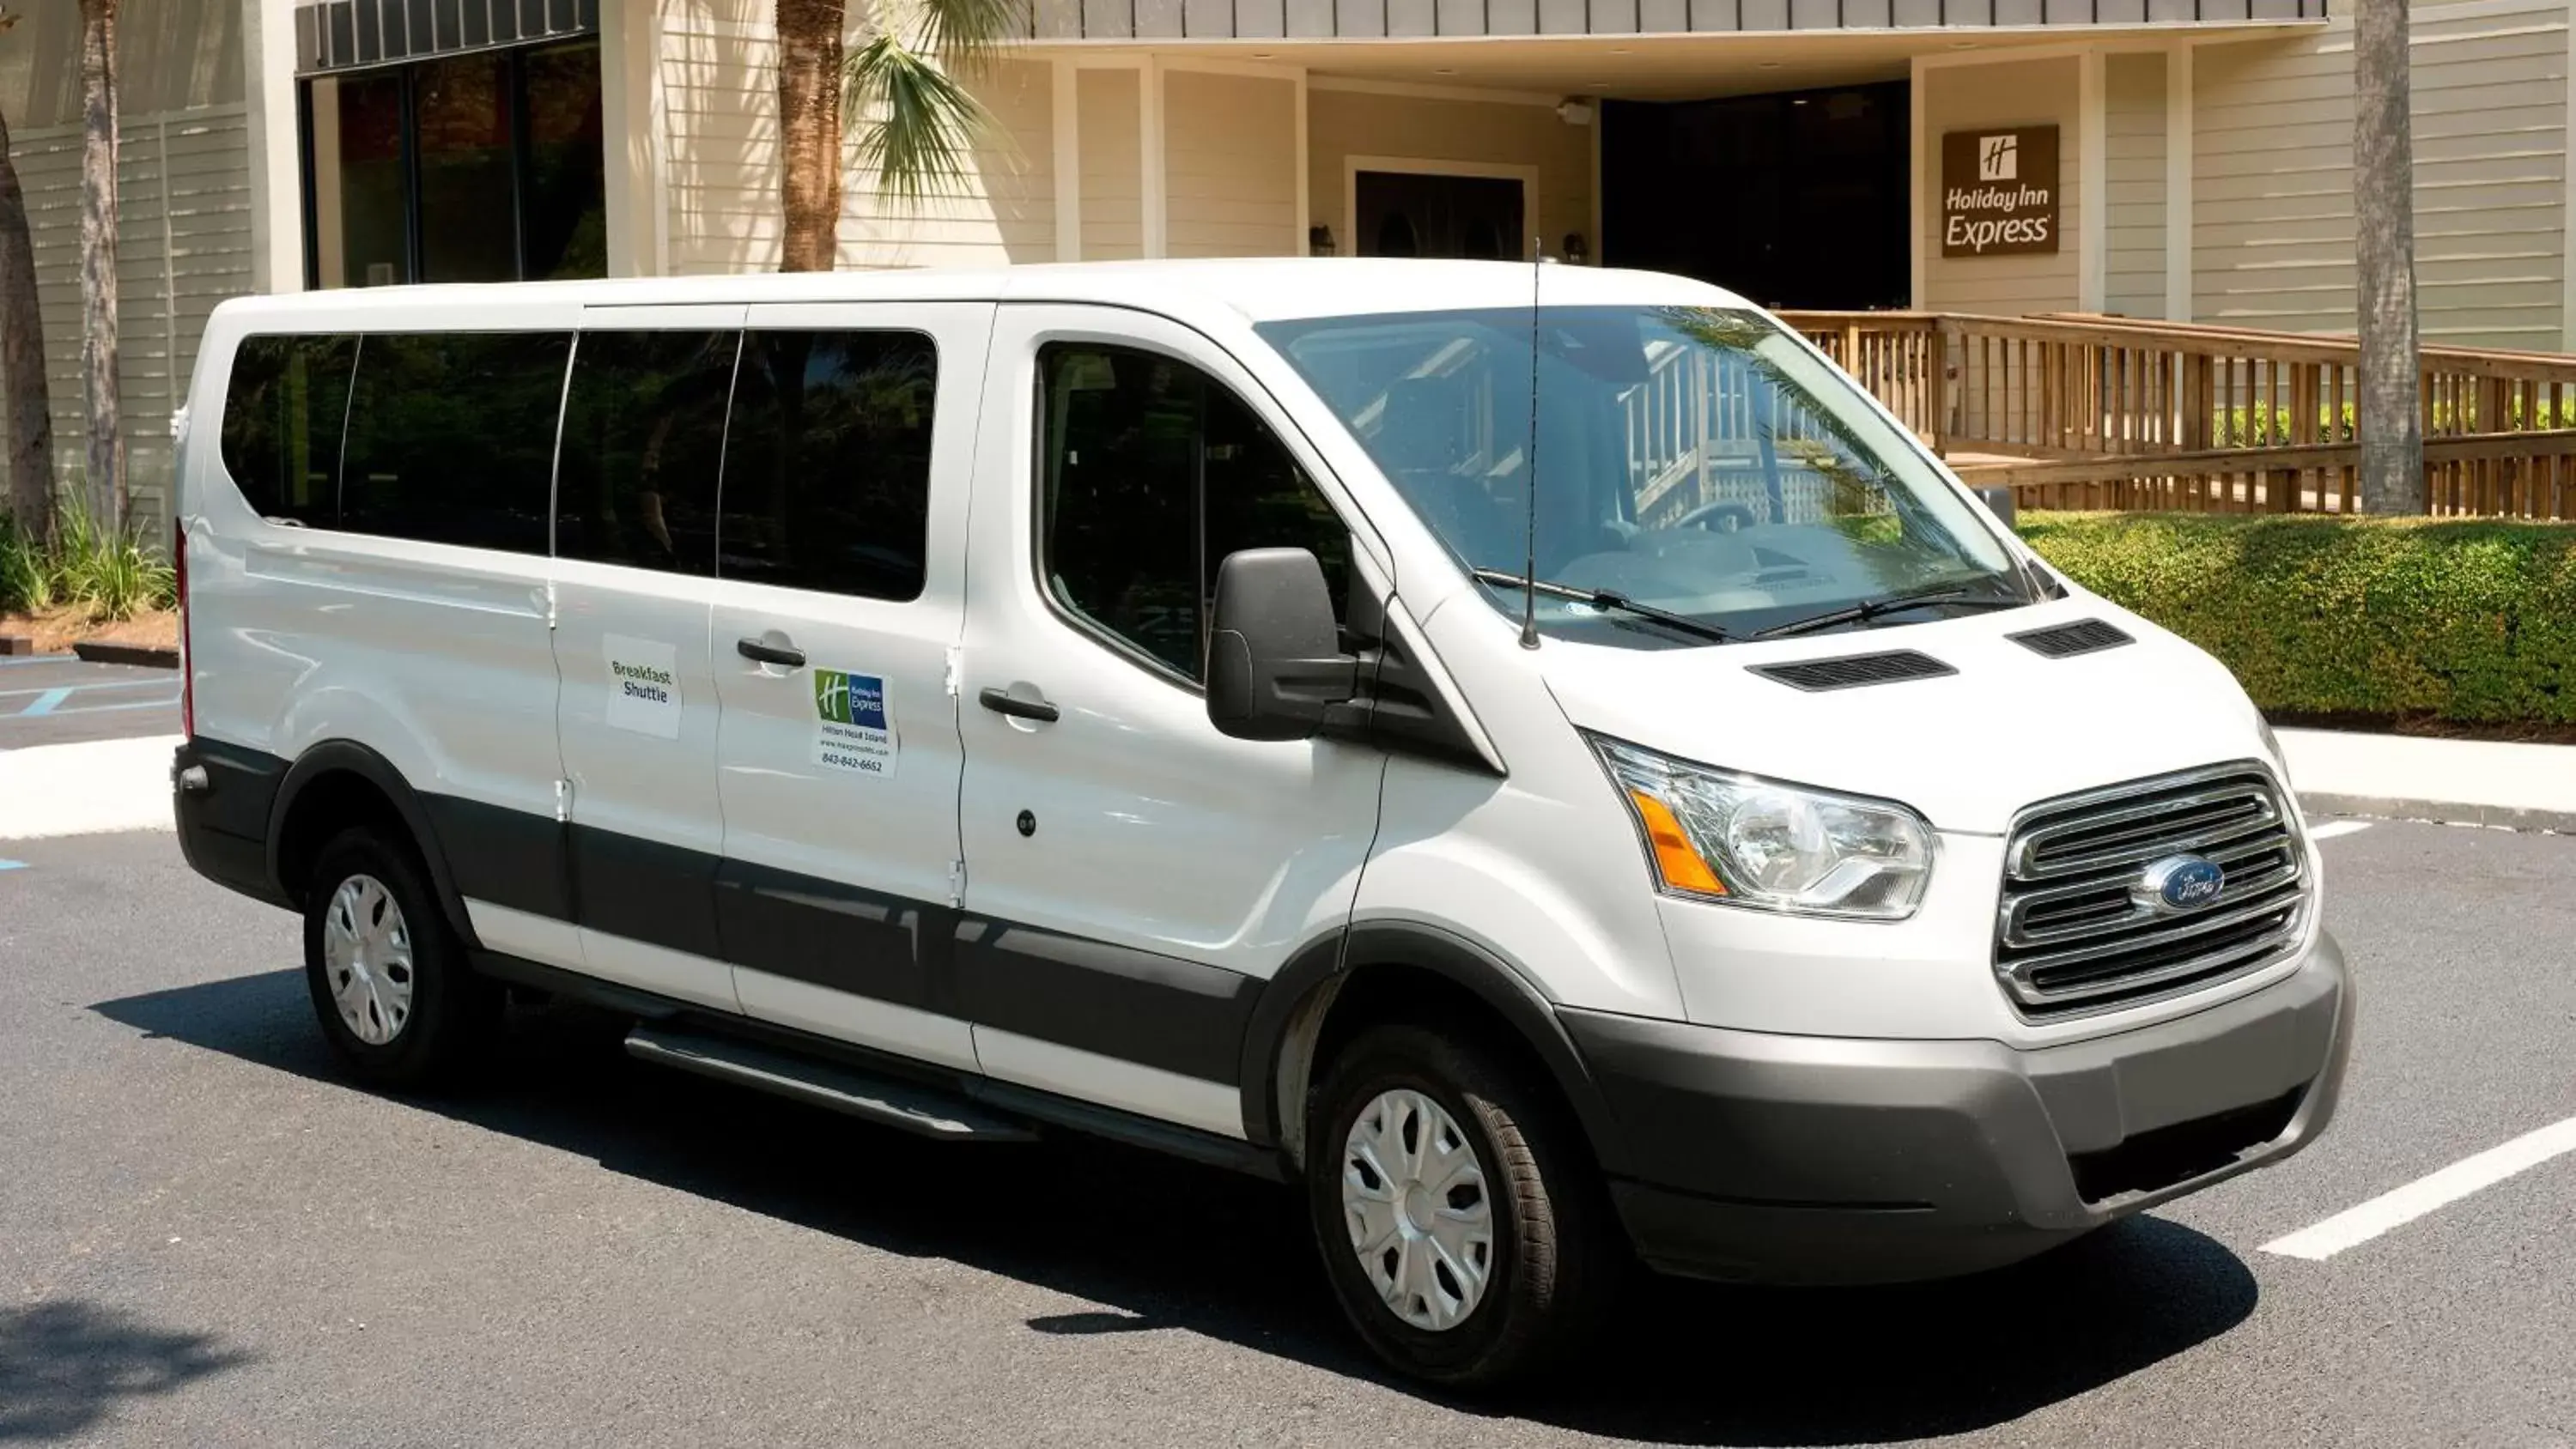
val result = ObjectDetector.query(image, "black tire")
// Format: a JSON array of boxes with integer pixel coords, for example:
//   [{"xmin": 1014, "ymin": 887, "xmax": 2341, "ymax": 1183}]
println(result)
[
  {"xmin": 1306, "ymin": 1022, "xmax": 1619, "ymax": 1390},
  {"xmin": 301, "ymin": 826, "xmax": 494, "ymax": 1089}
]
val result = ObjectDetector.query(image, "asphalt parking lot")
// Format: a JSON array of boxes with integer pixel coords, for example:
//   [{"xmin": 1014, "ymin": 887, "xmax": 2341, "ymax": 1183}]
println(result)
[
  {"xmin": 2, "ymin": 815, "xmax": 2570, "ymax": 1447},
  {"xmin": 0, "ymin": 657, "xmax": 180, "ymax": 749}
]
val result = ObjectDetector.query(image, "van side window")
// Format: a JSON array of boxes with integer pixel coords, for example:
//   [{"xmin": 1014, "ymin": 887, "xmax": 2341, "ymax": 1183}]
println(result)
[
  {"xmin": 1038, "ymin": 343, "xmax": 1350, "ymax": 683},
  {"xmin": 718, "ymin": 330, "xmax": 936, "ymax": 602},
  {"xmin": 338, "ymin": 331, "xmax": 571, "ymax": 552},
  {"xmin": 218, "ymin": 334, "xmax": 358, "ymax": 526},
  {"xmin": 556, "ymin": 330, "xmax": 737, "ymax": 575}
]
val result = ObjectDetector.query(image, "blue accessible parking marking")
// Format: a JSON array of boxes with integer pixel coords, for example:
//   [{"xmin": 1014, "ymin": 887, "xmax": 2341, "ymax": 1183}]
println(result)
[{"xmin": 0, "ymin": 861, "xmax": 26, "ymax": 872}]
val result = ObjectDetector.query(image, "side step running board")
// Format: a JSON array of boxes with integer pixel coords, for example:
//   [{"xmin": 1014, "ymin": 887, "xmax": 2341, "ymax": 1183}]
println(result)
[{"xmin": 624, "ymin": 1026, "xmax": 1037, "ymax": 1142}]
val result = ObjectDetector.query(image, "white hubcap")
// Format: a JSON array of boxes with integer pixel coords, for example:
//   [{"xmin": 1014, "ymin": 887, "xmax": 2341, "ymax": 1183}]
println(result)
[
  {"xmin": 322, "ymin": 874, "xmax": 415, "ymax": 1046},
  {"xmin": 1342, "ymin": 1088, "xmax": 1495, "ymax": 1331}
]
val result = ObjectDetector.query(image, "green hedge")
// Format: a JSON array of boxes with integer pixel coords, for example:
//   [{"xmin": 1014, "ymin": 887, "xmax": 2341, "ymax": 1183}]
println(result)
[{"xmin": 2015, "ymin": 512, "xmax": 2576, "ymax": 725}]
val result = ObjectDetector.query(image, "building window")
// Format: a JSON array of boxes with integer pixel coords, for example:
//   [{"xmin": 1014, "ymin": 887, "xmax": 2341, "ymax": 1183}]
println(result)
[{"xmin": 301, "ymin": 39, "xmax": 605, "ymax": 288}]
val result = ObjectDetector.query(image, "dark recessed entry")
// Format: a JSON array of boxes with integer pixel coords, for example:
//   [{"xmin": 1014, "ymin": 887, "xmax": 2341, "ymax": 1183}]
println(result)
[
  {"xmin": 1602, "ymin": 81, "xmax": 1911, "ymax": 311},
  {"xmin": 1355, "ymin": 171, "xmax": 1527, "ymax": 262}
]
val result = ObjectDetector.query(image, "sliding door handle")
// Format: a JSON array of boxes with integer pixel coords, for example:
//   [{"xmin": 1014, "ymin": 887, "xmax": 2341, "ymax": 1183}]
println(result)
[
  {"xmin": 736, "ymin": 637, "xmax": 806, "ymax": 669},
  {"xmin": 978, "ymin": 686, "xmax": 1060, "ymax": 724}
]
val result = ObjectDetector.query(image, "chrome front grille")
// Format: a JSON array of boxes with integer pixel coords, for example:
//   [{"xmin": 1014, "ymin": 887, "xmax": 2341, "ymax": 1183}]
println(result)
[{"xmin": 1996, "ymin": 763, "xmax": 2310, "ymax": 1019}]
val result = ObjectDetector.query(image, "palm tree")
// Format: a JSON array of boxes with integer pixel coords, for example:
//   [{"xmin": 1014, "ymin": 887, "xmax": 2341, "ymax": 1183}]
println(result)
[
  {"xmin": 77, "ymin": 0, "xmax": 123, "ymax": 528},
  {"xmin": 773, "ymin": 0, "xmax": 1024, "ymax": 273},
  {"xmin": 2354, "ymin": 0, "xmax": 2421, "ymax": 514},
  {"xmin": 0, "ymin": 9, "xmax": 56, "ymax": 542}
]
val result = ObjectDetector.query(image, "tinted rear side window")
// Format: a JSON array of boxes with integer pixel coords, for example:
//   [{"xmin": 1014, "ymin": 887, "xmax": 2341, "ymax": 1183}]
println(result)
[
  {"xmin": 556, "ymin": 330, "xmax": 738, "ymax": 575},
  {"xmin": 218, "ymin": 334, "xmax": 358, "ymax": 526},
  {"xmin": 338, "ymin": 331, "xmax": 571, "ymax": 552},
  {"xmin": 719, "ymin": 330, "xmax": 937, "ymax": 601}
]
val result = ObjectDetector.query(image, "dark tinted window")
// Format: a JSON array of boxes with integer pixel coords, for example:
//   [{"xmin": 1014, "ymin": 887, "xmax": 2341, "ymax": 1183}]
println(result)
[
  {"xmin": 1040, "ymin": 343, "xmax": 1350, "ymax": 682},
  {"xmin": 218, "ymin": 334, "xmax": 357, "ymax": 526},
  {"xmin": 556, "ymin": 330, "xmax": 736, "ymax": 574},
  {"xmin": 719, "ymin": 330, "xmax": 936, "ymax": 601},
  {"xmin": 338, "ymin": 331, "xmax": 571, "ymax": 552}
]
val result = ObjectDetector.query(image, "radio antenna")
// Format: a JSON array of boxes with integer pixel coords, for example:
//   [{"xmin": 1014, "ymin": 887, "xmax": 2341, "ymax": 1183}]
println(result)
[{"xmin": 1519, "ymin": 239, "xmax": 1541, "ymax": 651}]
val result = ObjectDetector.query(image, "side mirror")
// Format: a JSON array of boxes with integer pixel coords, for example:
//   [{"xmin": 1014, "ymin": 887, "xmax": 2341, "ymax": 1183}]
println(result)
[
  {"xmin": 1975, "ymin": 485, "xmax": 2018, "ymax": 530},
  {"xmin": 1206, "ymin": 548, "xmax": 1358, "ymax": 742}
]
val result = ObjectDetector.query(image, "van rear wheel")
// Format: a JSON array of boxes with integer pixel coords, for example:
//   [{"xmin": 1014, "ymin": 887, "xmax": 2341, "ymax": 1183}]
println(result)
[
  {"xmin": 1306, "ymin": 1023, "xmax": 1618, "ymax": 1390},
  {"xmin": 301, "ymin": 828, "xmax": 492, "ymax": 1088}
]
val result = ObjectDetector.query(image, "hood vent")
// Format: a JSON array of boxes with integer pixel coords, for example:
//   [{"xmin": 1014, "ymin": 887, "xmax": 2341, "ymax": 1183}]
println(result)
[
  {"xmin": 2010, "ymin": 619, "xmax": 2135, "ymax": 659},
  {"xmin": 1751, "ymin": 650, "xmax": 1957, "ymax": 692}
]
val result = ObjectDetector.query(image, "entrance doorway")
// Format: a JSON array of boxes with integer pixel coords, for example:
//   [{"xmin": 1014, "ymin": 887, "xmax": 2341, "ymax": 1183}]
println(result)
[
  {"xmin": 1601, "ymin": 82, "xmax": 1910, "ymax": 310},
  {"xmin": 1353, "ymin": 169, "xmax": 1528, "ymax": 261}
]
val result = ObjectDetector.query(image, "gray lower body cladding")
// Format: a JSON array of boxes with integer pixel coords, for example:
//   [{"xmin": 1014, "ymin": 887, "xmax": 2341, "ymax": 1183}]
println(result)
[{"xmin": 1563, "ymin": 932, "xmax": 2353, "ymax": 1285}]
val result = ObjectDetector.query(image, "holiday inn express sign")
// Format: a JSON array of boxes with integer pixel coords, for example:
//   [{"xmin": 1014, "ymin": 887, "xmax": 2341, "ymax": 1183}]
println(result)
[{"xmin": 1941, "ymin": 126, "xmax": 2060, "ymax": 258}]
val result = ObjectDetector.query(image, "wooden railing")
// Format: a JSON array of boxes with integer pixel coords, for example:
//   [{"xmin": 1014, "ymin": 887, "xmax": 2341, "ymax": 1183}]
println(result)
[
  {"xmin": 1777, "ymin": 309, "xmax": 2576, "ymax": 517},
  {"xmin": 1945, "ymin": 429, "xmax": 2576, "ymax": 520}
]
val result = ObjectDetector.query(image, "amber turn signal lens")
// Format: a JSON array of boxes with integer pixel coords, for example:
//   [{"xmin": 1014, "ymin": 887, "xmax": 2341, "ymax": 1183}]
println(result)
[{"xmin": 1629, "ymin": 791, "xmax": 1725, "ymax": 895}]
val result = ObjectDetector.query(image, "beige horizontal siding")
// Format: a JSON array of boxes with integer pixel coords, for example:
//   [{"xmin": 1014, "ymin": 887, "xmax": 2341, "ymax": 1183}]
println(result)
[
  {"xmin": 2105, "ymin": 51, "xmax": 2167, "ymax": 318},
  {"xmin": 5, "ymin": 105, "xmax": 252, "ymax": 539},
  {"xmin": 1077, "ymin": 67, "xmax": 1143, "ymax": 262},
  {"xmin": 2194, "ymin": 1, "xmax": 2568, "ymax": 348},
  {"xmin": 0, "ymin": 0, "xmax": 245, "ymax": 130},
  {"xmin": 659, "ymin": 1, "xmax": 1054, "ymax": 273},
  {"xmin": 1163, "ymin": 70, "xmax": 1297, "ymax": 259}
]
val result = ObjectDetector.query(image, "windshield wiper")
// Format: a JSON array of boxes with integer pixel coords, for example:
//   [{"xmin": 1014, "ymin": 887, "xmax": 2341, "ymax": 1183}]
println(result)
[
  {"xmin": 1471, "ymin": 568, "xmax": 1735, "ymax": 645},
  {"xmin": 1754, "ymin": 585, "xmax": 2026, "ymax": 640}
]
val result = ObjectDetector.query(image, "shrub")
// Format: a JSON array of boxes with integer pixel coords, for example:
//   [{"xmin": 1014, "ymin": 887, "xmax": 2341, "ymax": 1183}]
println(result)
[
  {"xmin": 2017, "ymin": 512, "xmax": 2576, "ymax": 725},
  {"xmin": 0, "ymin": 512, "xmax": 50, "ymax": 613},
  {"xmin": 0, "ymin": 502, "xmax": 175, "ymax": 622}
]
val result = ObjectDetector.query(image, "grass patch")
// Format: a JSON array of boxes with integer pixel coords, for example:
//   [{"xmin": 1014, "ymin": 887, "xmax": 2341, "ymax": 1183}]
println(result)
[{"xmin": 0, "ymin": 504, "xmax": 177, "ymax": 624}]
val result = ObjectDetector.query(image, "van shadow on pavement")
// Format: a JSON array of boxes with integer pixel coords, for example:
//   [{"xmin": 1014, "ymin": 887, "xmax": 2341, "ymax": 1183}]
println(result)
[{"xmin": 93, "ymin": 969, "xmax": 2259, "ymax": 1446}]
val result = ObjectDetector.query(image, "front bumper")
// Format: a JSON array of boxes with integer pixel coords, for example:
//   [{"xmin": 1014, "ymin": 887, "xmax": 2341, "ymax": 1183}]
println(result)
[{"xmin": 1562, "ymin": 931, "xmax": 2352, "ymax": 1285}]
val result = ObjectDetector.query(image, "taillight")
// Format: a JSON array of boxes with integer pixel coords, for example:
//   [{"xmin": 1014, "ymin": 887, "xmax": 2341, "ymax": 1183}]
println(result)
[{"xmin": 174, "ymin": 516, "xmax": 193, "ymax": 739}]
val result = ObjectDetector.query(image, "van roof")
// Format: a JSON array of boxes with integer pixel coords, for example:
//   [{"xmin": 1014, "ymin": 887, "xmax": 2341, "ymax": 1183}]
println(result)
[{"xmin": 211, "ymin": 258, "xmax": 1754, "ymax": 329}]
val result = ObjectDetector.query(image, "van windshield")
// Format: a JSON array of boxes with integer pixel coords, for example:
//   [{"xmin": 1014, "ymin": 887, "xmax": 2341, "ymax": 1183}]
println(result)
[{"xmin": 1255, "ymin": 305, "xmax": 2029, "ymax": 646}]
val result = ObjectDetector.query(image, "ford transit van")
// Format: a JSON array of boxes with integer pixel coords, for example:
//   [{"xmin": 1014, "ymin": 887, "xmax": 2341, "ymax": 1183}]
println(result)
[{"xmin": 172, "ymin": 261, "xmax": 2348, "ymax": 1387}]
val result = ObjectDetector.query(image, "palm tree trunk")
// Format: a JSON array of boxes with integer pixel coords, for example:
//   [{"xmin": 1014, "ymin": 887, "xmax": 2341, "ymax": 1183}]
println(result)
[
  {"xmin": 0, "ymin": 88, "xmax": 56, "ymax": 543},
  {"xmin": 2354, "ymin": 0, "xmax": 2421, "ymax": 515},
  {"xmin": 777, "ymin": 0, "xmax": 847, "ymax": 273},
  {"xmin": 78, "ymin": 0, "xmax": 123, "ymax": 530}
]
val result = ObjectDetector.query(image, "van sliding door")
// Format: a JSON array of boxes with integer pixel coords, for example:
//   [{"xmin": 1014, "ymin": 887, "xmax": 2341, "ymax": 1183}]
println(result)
[
  {"xmin": 707, "ymin": 302, "xmax": 993, "ymax": 1072},
  {"xmin": 547, "ymin": 305, "xmax": 747, "ymax": 1009}
]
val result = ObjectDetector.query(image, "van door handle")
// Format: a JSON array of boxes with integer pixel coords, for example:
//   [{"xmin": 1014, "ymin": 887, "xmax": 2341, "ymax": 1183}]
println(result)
[
  {"xmin": 978, "ymin": 686, "xmax": 1060, "ymax": 724},
  {"xmin": 736, "ymin": 637, "xmax": 806, "ymax": 669}
]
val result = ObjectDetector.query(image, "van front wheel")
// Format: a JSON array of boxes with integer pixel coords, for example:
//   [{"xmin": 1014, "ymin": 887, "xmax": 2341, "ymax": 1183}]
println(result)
[
  {"xmin": 1306, "ymin": 1024, "xmax": 1617, "ymax": 1389},
  {"xmin": 301, "ymin": 828, "xmax": 491, "ymax": 1088}
]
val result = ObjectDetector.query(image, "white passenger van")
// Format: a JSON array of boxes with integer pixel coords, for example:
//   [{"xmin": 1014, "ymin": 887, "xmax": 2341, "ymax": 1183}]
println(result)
[{"xmin": 173, "ymin": 260, "xmax": 2348, "ymax": 1386}]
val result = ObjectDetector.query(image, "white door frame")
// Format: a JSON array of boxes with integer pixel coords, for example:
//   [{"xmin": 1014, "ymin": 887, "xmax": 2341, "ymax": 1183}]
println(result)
[{"xmin": 1343, "ymin": 156, "xmax": 1542, "ymax": 262}]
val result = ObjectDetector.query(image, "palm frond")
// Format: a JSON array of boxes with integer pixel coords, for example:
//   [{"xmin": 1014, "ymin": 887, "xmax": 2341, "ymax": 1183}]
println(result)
[
  {"xmin": 911, "ymin": 0, "xmax": 1026, "ymax": 72},
  {"xmin": 847, "ymin": 33, "xmax": 993, "ymax": 203}
]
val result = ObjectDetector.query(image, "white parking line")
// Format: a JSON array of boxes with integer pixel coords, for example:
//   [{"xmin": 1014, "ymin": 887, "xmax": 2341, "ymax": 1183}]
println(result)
[
  {"xmin": 2261, "ymin": 1115, "xmax": 2576, "ymax": 1261},
  {"xmin": 2307, "ymin": 820, "xmax": 2374, "ymax": 840}
]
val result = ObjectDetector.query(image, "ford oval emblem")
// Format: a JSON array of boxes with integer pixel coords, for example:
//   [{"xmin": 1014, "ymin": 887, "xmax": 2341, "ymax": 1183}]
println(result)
[{"xmin": 2138, "ymin": 855, "xmax": 2227, "ymax": 912}]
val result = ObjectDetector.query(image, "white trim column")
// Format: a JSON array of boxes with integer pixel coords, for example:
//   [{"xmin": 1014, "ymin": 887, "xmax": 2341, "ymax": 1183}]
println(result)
[
  {"xmin": 1293, "ymin": 71, "xmax": 1311, "ymax": 258},
  {"xmin": 2563, "ymin": 8, "xmax": 2576, "ymax": 348},
  {"xmin": 1139, "ymin": 58, "xmax": 1167, "ymax": 259},
  {"xmin": 2166, "ymin": 43, "xmax": 2193, "ymax": 322},
  {"xmin": 2078, "ymin": 47, "xmax": 2108, "ymax": 313},
  {"xmin": 241, "ymin": 0, "xmax": 301, "ymax": 293},
  {"xmin": 1054, "ymin": 57, "xmax": 1081, "ymax": 263},
  {"xmin": 1910, "ymin": 54, "xmax": 1929, "ymax": 307},
  {"xmin": 598, "ymin": 0, "xmax": 667, "ymax": 277}
]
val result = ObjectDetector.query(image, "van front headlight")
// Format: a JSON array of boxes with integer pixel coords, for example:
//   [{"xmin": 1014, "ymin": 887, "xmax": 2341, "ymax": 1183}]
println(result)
[{"xmin": 1589, "ymin": 735, "xmax": 1935, "ymax": 920}]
